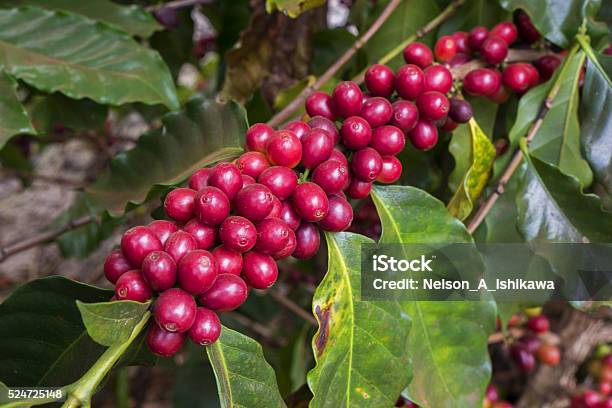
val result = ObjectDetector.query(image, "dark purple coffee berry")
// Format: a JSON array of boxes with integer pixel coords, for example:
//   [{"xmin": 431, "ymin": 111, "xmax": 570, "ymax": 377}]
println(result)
[
  {"xmin": 301, "ymin": 128, "xmax": 334, "ymax": 169},
  {"xmin": 177, "ymin": 250, "xmax": 217, "ymax": 295},
  {"xmin": 234, "ymin": 183, "xmax": 274, "ymax": 221},
  {"xmin": 510, "ymin": 344, "xmax": 536, "ymax": 373},
  {"xmin": 148, "ymin": 220, "xmax": 178, "ymax": 246},
  {"xmin": 341, "ymin": 116, "xmax": 372, "ymax": 150},
  {"xmin": 104, "ymin": 249, "xmax": 131, "ymax": 284},
  {"xmin": 121, "ymin": 226, "xmax": 163, "ymax": 267},
  {"xmin": 351, "ymin": 147, "xmax": 383, "ymax": 182},
  {"xmin": 377, "ymin": 156, "xmax": 402, "ymax": 183},
  {"xmin": 449, "ymin": 98, "xmax": 473, "ymax": 123},
  {"xmin": 246, "ymin": 123, "xmax": 274, "ymax": 153},
  {"xmin": 305, "ymin": 91, "xmax": 335, "ymax": 120},
  {"xmin": 198, "ymin": 274, "xmax": 248, "ymax": 311},
  {"xmin": 533, "ymin": 55, "xmax": 561, "ymax": 81},
  {"xmin": 266, "ymin": 130, "xmax": 302, "ymax": 169},
  {"xmin": 219, "ymin": 216, "xmax": 257, "ymax": 253},
  {"xmin": 188, "ymin": 307, "xmax": 221, "ymax": 345},
  {"xmin": 370, "ymin": 125, "xmax": 406, "ymax": 156},
  {"xmin": 514, "ymin": 10, "xmax": 541, "ymax": 44},
  {"xmin": 307, "ymin": 116, "xmax": 340, "ymax": 144},
  {"xmin": 142, "ymin": 250, "xmax": 177, "ymax": 291},
  {"xmin": 360, "ymin": 97, "xmax": 393, "ymax": 128},
  {"xmin": 292, "ymin": 182, "xmax": 329, "ymax": 222},
  {"xmin": 242, "ymin": 251, "xmax": 279, "ymax": 289},
  {"xmin": 390, "ymin": 101, "xmax": 419, "ymax": 133},
  {"xmin": 312, "ymin": 159, "xmax": 349, "ymax": 195},
  {"xmin": 364, "ymin": 64, "xmax": 395, "ymax": 97},
  {"xmin": 164, "ymin": 231, "xmax": 197, "ymax": 262},
  {"xmin": 182, "ymin": 219, "xmax": 216, "ymax": 250},
  {"xmin": 164, "ymin": 188, "xmax": 196, "ymax": 222},
  {"xmin": 115, "ymin": 270, "xmax": 152, "ymax": 302},
  {"xmin": 154, "ymin": 288, "xmax": 196, "ymax": 333},
  {"xmin": 292, "ymin": 222, "xmax": 321, "ymax": 259},
  {"xmin": 208, "ymin": 162, "xmax": 243, "ymax": 201},
  {"xmin": 212, "ymin": 246, "xmax": 243, "ymax": 275},
  {"xmin": 153, "ymin": 7, "xmax": 179, "ymax": 29},
  {"xmin": 235, "ymin": 151, "xmax": 270, "ymax": 179},
  {"xmin": 255, "ymin": 218, "xmax": 292, "ymax": 255},
  {"xmin": 319, "ymin": 195, "xmax": 353, "ymax": 232},
  {"xmin": 194, "ymin": 186, "xmax": 230, "ymax": 226},
  {"xmin": 147, "ymin": 323, "xmax": 185, "ymax": 357},
  {"xmin": 332, "ymin": 81, "xmax": 363, "ymax": 118}
]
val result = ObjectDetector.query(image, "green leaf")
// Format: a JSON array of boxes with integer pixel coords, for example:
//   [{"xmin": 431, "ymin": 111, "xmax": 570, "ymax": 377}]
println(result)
[
  {"xmin": 0, "ymin": 7, "xmax": 178, "ymax": 109},
  {"xmin": 0, "ymin": 277, "xmax": 111, "ymax": 387},
  {"xmin": 438, "ymin": 0, "xmax": 508, "ymax": 35},
  {"xmin": 206, "ymin": 326, "xmax": 286, "ymax": 408},
  {"xmin": 274, "ymin": 76, "xmax": 315, "ymax": 111},
  {"xmin": 28, "ymin": 93, "xmax": 107, "ymax": 134},
  {"xmin": 307, "ymin": 232, "xmax": 411, "ymax": 408},
  {"xmin": 265, "ymin": 0, "xmax": 325, "ymax": 18},
  {"xmin": 77, "ymin": 300, "xmax": 151, "ymax": 347},
  {"xmin": 448, "ymin": 118, "xmax": 496, "ymax": 220},
  {"xmin": 0, "ymin": 71, "xmax": 35, "ymax": 149},
  {"xmin": 372, "ymin": 186, "xmax": 496, "ymax": 408},
  {"xmin": 172, "ymin": 345, "xmax": 220, "ymax": 408},
  {"xmin": 0, "ymin": 0, "xmax": 161, "ymax": 38}
]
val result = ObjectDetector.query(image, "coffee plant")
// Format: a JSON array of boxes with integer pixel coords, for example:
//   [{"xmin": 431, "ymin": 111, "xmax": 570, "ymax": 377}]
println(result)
[{"xmin": 0, "ymin": 0, "xmax": 610, "ymax": 407}]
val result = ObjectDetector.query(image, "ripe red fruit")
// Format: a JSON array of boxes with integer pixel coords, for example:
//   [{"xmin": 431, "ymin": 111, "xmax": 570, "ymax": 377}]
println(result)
[
  {"xmin": 177, "ymin": 250, "xmax": 217, "ymax": 294},
  {"xmin": 408, "ymin": 120, "xmax": 438, "ymax": 150},
  {"xmin": 147, "ymin": 324, "xmax": 185, "ymax": 357},
  {"xmin": 434, "ymin": 35, "xmax": 457, "ymax": 62},
  {"xmin": 527, "ymin": 315, "xmax": 550, "ymax": 333},
  {"xmin": 514, "ymin": 10, "xmax": 541, "ymax": 44},
  {"xmin": 273, "ymin": 230, "xmax": 297, "ymax": 259},
  {"xmin": 449, "ymin": 98, "xmax": 473, "ymax": 123},
  {"xmin": 510, "ymin": 344, "xmax": 536, "ymax": 373},
  {"xmin": 293, "ymin": 222, "xmax": 321, "ymax": 259},
  {"xmin": 280, "ymin": 200, "xmax": 301, "ymax": 230},
  {"xmin": 164, "ymin": 188, "xmax": 196, "ymax": 222},
  {"xmin": 142, "ymin": 250, "xmax": 177, "ymax": 291},
  {"xmin": 581, "ymin": 391, "xmax": 603, "ymax": 408},
  {"xmin": 364, "ymin": 64, "xmax": 395, "ymax": 97},
  {"xmin": 154, "ymin": 288, "xmax": 197, "ymax": 333},
  {"xmin": 537, "ymin": 343, "xmax": 561, "ymax": 365},
  {"xmin": 164, "ymin": 231, "xmax": 197, "ymax": 262},
  {"xmin": 485, "ymin": 384, "xmax": 499, "ymax": 403},
  {"xmin": 441, "ymin": 118, "xmax": 458, "ymax": 132},
  {"xmin": 481, "ymin": 35, "xmax": 508, "ymax": 65},
  {"xmin": 246, "ymin": 123, "xmax": 274, "ymax": 153},
  {"xmin": 468, "ymin": 26, "xmax": 488, "ymax": 51},
  {"xmin": 208, "ymin": 162, "xmax": 243, "ymax": 201},
  {"xmin": 417, "ymin": 91, "xmax": 450, "ymax": 121},
  {"xmin": 524, "ymin": 63, "xmax": 540, "ymax": 87},
  {"xmin": 332, "ymin": 81, "xmax": 363, "ymax": 118},
  {"xmin": 341, "ymin": 116, "xmax": 372, "ymax": 150},
  {"xmin": 194, "ymin": 186, "xmax": 230, "ymax": 226},
  {"xmin": 370, "ymin": 125, "xmax": 406, "ymax": 156},
  {"xmin": 301, "ymin": 128, "xmax": 334, "ymax": 169},
  {"xmin": 242, "ymin": 251, "xmax": 279, "ymax": 289},
  {"xmin": 255, "ymin": 218, "xmax": 292, "ymax": 255},
  {"xmin": 198, "ymin": 273, "xmax": 248, "ymax": 311},
  {"xmin": 307, "ymin": 116, "xmax": 339, "ymax": 144},
  {"xmin": 267, "ymin": 195, "xmax": 283, "ymax": 219},
  {"xmin": 148, "ymin": 220, "xmax": 178, "ymax": 245},
  {"xmin": 518, "ymin": 334, "xmax": 541, "ymax": 353},
  {"xmin": 182, "ymin": 219, "xmax": 216, "ymax": 250},
  {"xmin": 423, "ymin": 65, "xmax": 453, "ymax": 94},
  {"xmin": 502, "ymin": 63, "xmax": 533, "ymax": 92},
  {"xmin": 312, "ymin": 159, "xmax": 349, "ymax": 195},
  {"xmin": 351, "ymin": 147, "xmax": 383, "ymax": 182},
  {"xmin": 305, "ymin": 91, "xmax": 335, "ymax": 120},
  {"xmin": 452, "ymin": 31, "xmax": 469, "ymax": 53},
  {"xmin": 346, "ymin": 178, "xmax": 372, "ymax": 199},
  {"xmin": 489, "ymin": 85, "xmax": 511, "ymax": 104},
  {"xmin": 115, "ymin": 270, "xmax": 152, "ymax": 302},
  {"xmin": 266, "ymin": 130, "xmax": 302, "ymax": 168},
  {"xmin": 242, "ymin": 174, "xmax": 256, "ymax": 186},
  {"xmin": 292, "ymin": 182, "xmax": 329, "ymax": 222},
  {"xmin": 533, "ymin": 55, "xmax": 561, "ymax": 81},
  {"xmin": 395, "ymin": 64, "xmax": 424, "ymax": 100},
  {"xmin": 329, "ymin": 148, "xmax": 348, "ymax": 166},
  {"xmin": 212, "ymin": 246, "xmax": 243, "ymax": 275},
  {"xmin": 377, "ymin": 156, "xmax": 402, "ymax": 183},
  {"xmin": 188, "ymin": 168, "xmax": 211, "ymax": 190},
  {"xmin": 490, "ymin": 21, "xmax": 518, "ymax": 45},
  {"xmin": 283, "ymin": 120, "xmax": 310, "ymax": 141},
  {"xmin": 188, "ymin": 308, "xmax": 221, "ymax": 345},
  {"xmin": 234, "ymin": 183, "xmax": 274, "ymax": 221},
  {"xmin": 219, "ymin": 216, "xmax": 257, "ymax": 253},
  {"xmin": 104, "ymin": 249, "xmax": 131, "ymax": 284},
  {"xmin": 463, "ymin": 68, "xmax": 501, "ymax": 96},
  {"xmin": 390, "ymin": 100, "xmax": 419, "ymax": 132},
  {"xmin": 402, "ymin": 42, "xmax": 433, "ymax": 68},
  {"xmin": 258, "ymin": 166, "xmax": 298, "ymax": 201},
  {"xmin": 360, "ymin": 97, "xmax": 393, "ymax": 128},
  {"xmin": 448, "ymin": 52, "xmax": 471, "ymax": 68},
  {"xmin": 319, "ymin": 195, "xmax": 353, "ymax": 232},
  {"xmin": 121, "ymin": 226, "xmax": 163, "ymax": 267},
  {"xmin": 235, "ymin": 151, "xmax": 270, "ymax": 179}
]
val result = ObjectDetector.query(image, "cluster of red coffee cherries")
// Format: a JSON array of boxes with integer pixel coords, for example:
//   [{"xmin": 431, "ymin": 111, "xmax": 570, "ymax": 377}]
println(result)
[
  {"xmin": 506, "ymin": 312, "xmax": 561, "ymax": 373},
  {"xmin": 571, "ymin": 348, "xmax": 612, "ymax": 408}
]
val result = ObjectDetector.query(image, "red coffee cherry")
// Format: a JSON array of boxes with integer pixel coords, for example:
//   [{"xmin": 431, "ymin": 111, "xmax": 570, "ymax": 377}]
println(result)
[
  {"xmin": 293, "ymin": 222, "xmax": 321, "ymax": 259},
  {"xmin": 524, "ymin": 63, "xmax": 540, "ymax": 87},
  {"xmin": 417, "ymin": 91, "xmax": 450, "ymax": 121},
  {"xmin": 346, "ymin": 178, "xmax": 372, "ymax": 199},
  {"xmin": 242, "ymin": 251, "xmax": 279, "ymax": 289},
  {"xmin": 219, "ymin": 216, "xmax": 257, "ymax": 253},
  {"xmin": 182, "ymin": 219, "xmax": 216, "ymax": 250},
  {"xmin": 148, "ymin": 220, "xmax": 178, "ymax": 245},
  {"xmin": 449, "ymin": 98, "xmax": 473, "ymax": 123},
  {"xmin": 305, "ymin": 91, "xmax": 335, "ymax": 120},
  {"xmin": 533, "ymin": 55, "xmax": 561, "ymax": 81},
  {"xmin": 301, "ymin": 128, "xmax": 334, "ymax": 169},
  {"xmin": 351, "ymin": 147, "xmax": 383, "ymax": 182},
  {"xmin": 147, "ymin": 323, "xmax": 186, "ymax": 357},
  {"xmin": 402, "ymin": 42, "xmax": 433, "ymax": 68},
  {"xmin": 377, "ymin": 156, "xmax": 402, "ymax": 184},
  {"xmin": 434, "ymin": 35, "xmax": 457, "ymax": 62},
  {"xmin": 235, "ymin": 151, "xmax": 270, "ymax": 179},
  {"xmin": 332, "ymin": 81, "xmax": 363, "ymax": 118},
  {"xmin": 267, "ymin": 195, "xmax": 282, "ymax": 219},
  {"xmin": 279, "ymin": 200, "xmax": 302, "ymax": 230},
  {"xmin": 452, "ymin": 31, "xmax": 470, "ymax": 53},
  {"xmin": 449, "ymin": 52, "xmax": 471, "ymax": 68},
  {"xmin": 292, "ymin": 182, "xmax": 329, "ymax": 222},
  {"xmin": 104, "ymin": 249, "xmax": 131, "ymax": 284},
  {"xmin": 307, "ymin": 116, "xmax": 340, "ymax": 144},
  {"xmin": 341, "ymin": 116, "xmax": 372, "ymax": 150},
  {"xmin": 489, "ymin": 84, "xmax": 511, "ymax": 104},
  {"xmin": 502, "ymin": 63, "xmax": 533, "ymax": 92},
  {"xmin": 258, "ymin": 166, "xmax": 298, "ymax": 201},
  {"xmin": 423, "ymin": 64, "xmax": 453, "ymax": 94},
  {"xmin": 121, "ymin": 226, "xmax": 163, "ymax": 267},
  {"xmin": 142, "ymin": 250, "xmax": 177, "ymax": 291},
  {"xmin": 468, "ymin": 26, "xmax": 489, "ymax": 51},
  {"xmin": 312, "ymin": 159, "xmax": 349, "ymax": 195},
  {"xmin": 360, "ymin": 96, "xmax": 393, "ymax": 128},
  {"xmin": 115, "ymin": 270, "xmax": 152, "ymax": 302},
  {"xmin": 188, "ymin": 307, "xmax": 221, "ymax": 345},
  {"xmin": 319, "ymin": 195, "xmax": 353, "ymax": 232},
  {"xmin": 212, "ymin": 245, "xmax": 243, "ymax": 275},
  {"xmin": 537, "ymin": 343, "xmax": 561, "ymax": 366},
  {"xmin": 518, "ymin": 334, "xmax": 541, "ymax": 353},
  {"xmin": 266, "ymin": 130, "xmax": 302, "ymax": 168},
  {"xmin": 188, "ymin": 168, "xmax": 211, "ymax": 190},
  {"xmin": 485, "ymin": 384, "xmax": 499, "ymax": 403},
  {"xmin": 164, "ymin": 231, "xmax": 197, "ymax": 262},
  {"xmin": 273, "ymin": 230, "xmax": 297, "ymax": 260},
  {"xmin": 283, "ymin": 120, "xmax": 310, "ymax": 141},
  {"xmin": 178, "ymin": 250, "xmax": 218, "ymax": 295},
  {"xmin": 329, "ymin": 148, "xmax": 349, "ymax": 166},
  {"xmin": 365, "ymin": 64, "xmax": 395, "ymax": 97},
  {"xmin": 408, "ymin": 120, "xmax": 438, "ymax": 150},
  {"xmin": 527, "ymin": 315, "xmax": 550, "ymax": 333},
  {"xmin": 255, "ymin": 218, "xmax": 293, "ymax": 255},
  {"xmin": 441, "ymin": 118, "xmax": 458, "ymax": 132},
  {"xmin": 242, "ymin": 174, "xmax": 256, "ymax": 186},
  {"xmin": 390, "ymin": 100, "xmax": 419, "ymax": 132},
  {"xmin": 194, "ymin": 186, "xmax": 230, "ymax": 226},
  {"xmin": 164, "ymin": 188, "xmax": 196, "ymax": 222},
  {"xmin": 490, "ymin": 21, "xmax": 518, "ymax": 45},
  {"xmin": 481, "ymin": 35, "xmax": 508, "ymax": 65},
  {"xmin": 245, "ymin": 123, "xmax": 274, "ymax": 153},
  {"xmin": 370, "ymin": 125, "xmax": 406, "ymax": 156},
  {"xmin": 208, "ymin": 162, "xmax": 243, "ymax": 201},
  {"xmin": 514, "ymin": 10, "xmax": 541, "ymax": 44},
  {"xmin": 234, "ymin": 183, "xmax": 274, "ymax": 221},
  {"xmin": 154, "ymin": 288, "xmax": 196, "ymax": 333},
  {"xmin": 198, "ymin": 273, "xmax": 248, "ymax": 311},
  {"xmin": 463, "ymin": 68, "xmax": 501, "ymax": 96},
  {"xmin": 510, "ymin": 344, "xmax": 536, "ymax": 373},
  {"xmin": 395, "ymin": 64, "xmax": 424, "ymax": 100}
]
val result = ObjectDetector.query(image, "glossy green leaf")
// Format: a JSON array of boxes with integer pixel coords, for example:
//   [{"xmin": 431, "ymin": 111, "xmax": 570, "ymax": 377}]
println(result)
[
  {"xmin": 0, "ymin": 71, "xmax": 35, "ymax": 149},
  {"xmin": 372, "ymin": 186, "xmax": 496, "ymax": 408},
  {"xmin": 28, "ymin": 93, "xmax": 107, "ymax": 134},
  {"xmin": 77, "ymin": 300, "xmax": 151, "ymax": 347},
  {"xmin": 0, "ymin": 7, "xmax": 178, "ymax": 109},
  {"xmin": 0, "ymin": 277, "xmax": 111, "ymax": 387},
  {"xmin": 448, "ymin": 118, "xmax": 496, "ymax": 220},
  {"xmin": 0, "ymin": 0, "xmax": 161, "ymax": 38},
  {"xmin": 265, "ymin": 0, "xmax": 325, "ymax": 17},
  {"xmin": 438, "ymin": 0, "xmax": 508, "ymax": 35},
  {"xmin": 307, "ymin": 232, "xmax": 411, "ymax": 408},
  {"xmin": 206, "ymin": 326, "xmax": 285, "ymax": 408}
]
